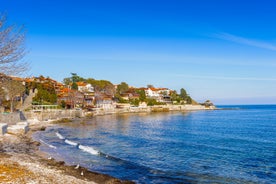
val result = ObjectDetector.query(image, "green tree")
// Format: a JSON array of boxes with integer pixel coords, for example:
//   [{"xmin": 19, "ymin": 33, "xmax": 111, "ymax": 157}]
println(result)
[
  {"xmin": 135, "ymin": 89, "xmax": 146, "ymax": 102},
  {"xmin": 32, "ymin": 83, "xmax": 57, "ymax": 105},
  {"xmin": 71, "ymin": 82, "xmax": 78, "ymax": 90},
  {"xmin": 116, "ymin": 82, "xmax": 129, "ymax": 95},
  {"xmin": 186, "ymin": 96, "xmax": 192, "ymax": 104},
  {"xmin": 170, "ymin": 90, "xmax": 181, "ymax": 103},
  {"xmin": 130, "ymin": 98, "xmax": 140, "ymax": 106},
  {"xmin": 147, "ymin": 84, "xmax": 154, "ymax": 88},
  {"xmin": 63, "ymin": 73, "xmax": 85, "ymax": 86},
  {"xmin": 146, "ymin": 98, "xmax": 157, "ymax": 106},
  {"xmin": 86, "ymin": 78, "xmax": 95, "ymax": 84},
  {"xmin": 60, "ymin": 100, "xmax": 66, "ymax": 109},
  {"xmin": 87, "ymin": 79, "xmax": 115, "ymax": 96},
  {"xmin": 63, "ymin": 77, "xmax": 71, "ymax": 85},
  {"xmin": 180, "ymin": 88, "xmax": 188, "ymax": 99}
]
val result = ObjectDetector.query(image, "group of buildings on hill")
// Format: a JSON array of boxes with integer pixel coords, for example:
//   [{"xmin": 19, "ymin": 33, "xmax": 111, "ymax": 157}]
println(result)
[{"xmin": 0, "ymin": 75, "xmax": 197, "ymax": 112}]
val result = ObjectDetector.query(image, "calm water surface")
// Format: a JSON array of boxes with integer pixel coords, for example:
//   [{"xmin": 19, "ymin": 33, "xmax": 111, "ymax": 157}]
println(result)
[{"xmin": 33, "ymin": 105, "xmax": 276, "ymax": 183}]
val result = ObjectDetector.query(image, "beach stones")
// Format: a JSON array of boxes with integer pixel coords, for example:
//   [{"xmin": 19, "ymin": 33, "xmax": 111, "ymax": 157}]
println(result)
[{"xmin": 7, "ymin": 121, "xmax": 29, "ymax": 135}]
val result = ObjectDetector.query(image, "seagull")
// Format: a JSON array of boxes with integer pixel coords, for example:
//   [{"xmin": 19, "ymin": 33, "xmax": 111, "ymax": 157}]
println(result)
[
  {"xmin": 81, "ymin": 171, "xmax": 84, "ymax": 176},
  {"xmin": 75, "ymin": 164, "xmax": 80, "ymax": 169},
  {"xmin": 48, "ymin": 157, "xmax": 52, "ymax": 160}
]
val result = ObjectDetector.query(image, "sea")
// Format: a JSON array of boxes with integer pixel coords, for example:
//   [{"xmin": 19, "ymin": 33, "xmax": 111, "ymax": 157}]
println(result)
[{"xmin": 33, "ymin": 105, "xmax": 276, "ymax": 184}]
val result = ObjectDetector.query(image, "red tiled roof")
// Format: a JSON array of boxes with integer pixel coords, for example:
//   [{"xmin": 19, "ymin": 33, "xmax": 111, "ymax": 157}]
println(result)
[{"xmin": 76, "ymin": 82, "xmax": 87, "ymax": 86}]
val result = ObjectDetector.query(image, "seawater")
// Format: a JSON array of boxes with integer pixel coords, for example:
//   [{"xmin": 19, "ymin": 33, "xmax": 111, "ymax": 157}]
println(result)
[{"xmin": 33, "ymin": 105, "xmax": 276, "ymax": 183}]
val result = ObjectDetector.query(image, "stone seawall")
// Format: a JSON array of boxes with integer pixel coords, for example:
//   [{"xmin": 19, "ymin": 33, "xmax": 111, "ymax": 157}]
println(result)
[
  {"xmin": 91, "ymin": 104, "xmax": 209, "ymax": 115},
  {"xmin": 24, "ymin": 110, "xmax": 85, "ymax": 121},
  {"xmin": 5, "ymin": 104, "xmax": 212, "ymax": 122}
]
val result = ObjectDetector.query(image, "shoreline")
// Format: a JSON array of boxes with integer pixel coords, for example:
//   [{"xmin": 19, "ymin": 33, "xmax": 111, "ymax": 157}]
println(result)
[
  {"xmin": 0, "ymin": 120, "xmax": 134, "ymax": 184},
  {"xmin": 0, "ymin": 105, "xmax": 216, "ymax": 183}
]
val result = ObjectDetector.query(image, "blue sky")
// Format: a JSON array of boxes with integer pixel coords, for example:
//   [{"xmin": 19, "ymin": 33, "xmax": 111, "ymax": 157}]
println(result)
[{"xmin": 1, "ymin": 0, "xmax": 276, "ymax": 104}]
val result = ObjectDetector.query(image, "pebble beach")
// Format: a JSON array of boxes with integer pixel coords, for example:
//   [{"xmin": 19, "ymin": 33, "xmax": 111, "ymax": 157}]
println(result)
[{"xmin": 0, "ymin": 120, "xmax": 134, "ymax": 184}]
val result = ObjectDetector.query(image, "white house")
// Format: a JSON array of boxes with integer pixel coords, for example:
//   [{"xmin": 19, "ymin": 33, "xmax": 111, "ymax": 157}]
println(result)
[
  {"xmin": 144, "ymin": 88, "xmax": 171, "ymax": 102},
  {"xmin": 76, "ymin": 82, "xmax": 94, "ymax": 93}
]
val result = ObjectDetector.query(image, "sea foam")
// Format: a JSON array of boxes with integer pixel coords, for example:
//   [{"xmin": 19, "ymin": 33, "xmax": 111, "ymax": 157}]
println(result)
[
  {"xmin": 39, "ymin": 139, "xmax": 57, "ymax": 149},
  {"xmin": 78, "ymin": 145, "xmax": 99, "ymax": 155},
  {"xmin": 56, "ymin": 131, "xmax": 65, "ymax": 140},
  {"xmin": 65, "ymin": 139, "xmax": 79, "ymax": 146}
]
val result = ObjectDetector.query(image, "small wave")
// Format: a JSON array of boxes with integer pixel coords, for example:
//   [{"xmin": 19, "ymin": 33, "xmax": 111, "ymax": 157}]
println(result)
[
  {"xmin": 65, "ymin": 139, "xmax": 79, "ymax": 147},
  {"xmin": 56, "ymin": 131, "xmax": 65, "ymax": 140},
  {"xmin": 39, "ymin": 139, "xmax": 57, "ymax": 149},
  {"xmin": 78, "ymin": 145, "xmax": 99, "ymax": 155}
]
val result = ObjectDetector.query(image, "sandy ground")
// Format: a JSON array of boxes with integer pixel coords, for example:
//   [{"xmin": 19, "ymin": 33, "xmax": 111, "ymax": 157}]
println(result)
[{"xmin": 0, "ymin": 121, "xmax": 134, "ymax": 184}]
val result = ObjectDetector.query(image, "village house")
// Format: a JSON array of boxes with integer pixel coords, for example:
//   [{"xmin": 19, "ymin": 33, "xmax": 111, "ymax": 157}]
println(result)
[
  {"xmin": 76, "ymin": 82, "xmax": 95, "ymax": 108},
  {"xmin": 144, "ymin": 87, "xmax": 171, "ymax": 103},
  {"xmin": 58, "ymin": 88, "xmax": 84, "ymax": 109},
  {"xmin": 95, "ymin": 94, "xmax": 115, "ymax": 110},
  {"xmin": 76, "ymin": 82, "xmax": 94, "ymax": 93},
  {"xmin": 121, "ymin": 91, "xmax": 140, "ymax": 101}
]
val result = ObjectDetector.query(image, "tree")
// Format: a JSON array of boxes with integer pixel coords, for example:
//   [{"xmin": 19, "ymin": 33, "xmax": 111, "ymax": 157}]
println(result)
[
  {"xmin": 31, "ymin": 80, "xmax": 57, "ymax": 105},
  {"xmin": 147, "ymin": 84, "xmax": 154, "ymax": 88},
  {"xmin": 70, "ymin": 73, "xmax": 85, "ymax": 83},
  {"xmin": 136, "ymin": 89, "xmax": 146, "ymax": 102},
  {"xmin": 186, "ymin": 96, "xmax": 192, "ymax": 104},
  {"xmin": 0, "ymin": 14, "xmax": 28, "ymax": 75},
  {"xmin": 71, "ymin": 82, "xmax": 78, "ymax": 90},
  {"xmin": 63, "ymin": 73, "xmax": 85, "ymax": 88},
  {"xmin": 2, "ymin": 79, "xmax": 25, "ymax": 112},
  {"xmin": 180, "ymin": 88, "xmax": 188, "ymax": 99},
  {"xmin": 63, "ymin": 77, "xmax": 71, "ymax": 85},
  {"xmin": 170, "ymin": 90, "xmax": 180, "ymax": 103},
  {"xmin": 116, "ymin": 82, "xmax": 129, "ymax": 95},
  {"xmin": 87, "ymin": 79, "xmax": 115, "ymax": 96}
]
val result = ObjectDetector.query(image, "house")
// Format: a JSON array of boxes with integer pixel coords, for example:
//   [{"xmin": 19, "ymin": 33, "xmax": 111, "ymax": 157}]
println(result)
[
  {"xmin": 83, "ymin": 92, "xmax": 95, "ymax": 107},
  {"xmin": 144, "ymin": 87, "xmax": 171, "ymax": 102},
  {"xmin": 121, "ymin": 92, "xmax": 140, "ymax": 101},
  {"xmin": 58, "ymin": 88, "xmax": 84, "ymax": 109},
  {"xmin": 75, "ymin": 82, "xmax": 95, "ymax": 108},
  {"xmin": 95, "ymin": 95, "xmax": 115, "ymax": 110},
  {"xmin": 76, "ymin": 82, "xmax": 94, "ymax": 93}
]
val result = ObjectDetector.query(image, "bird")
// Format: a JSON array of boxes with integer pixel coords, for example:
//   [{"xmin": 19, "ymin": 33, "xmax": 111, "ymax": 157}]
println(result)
[
  {"xmin": 48, "ymin": 157, "xmax": 52, "ymax": 160},
  {"xmin": 81, "ymin": 171, "xmax": 84, "ymax": 176},
  {"xmin": 74, "ymin": 164, "xmax": 80, "ymax": 169}
]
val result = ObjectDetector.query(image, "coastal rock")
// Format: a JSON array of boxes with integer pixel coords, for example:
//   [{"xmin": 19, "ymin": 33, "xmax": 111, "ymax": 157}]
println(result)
[{"xmin": 7, "ymin": 124, "xmax": 29, "ymax": 135}]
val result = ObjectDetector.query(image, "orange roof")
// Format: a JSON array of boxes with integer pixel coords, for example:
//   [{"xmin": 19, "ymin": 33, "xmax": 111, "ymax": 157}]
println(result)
[
  {"xmin": 76, "ymin": 82, "xmax": 87, "ymax": 86},
  {"xmin": 61, "ymin": 88, "xmax": 73, "ymax": 93},
  {"xmin": 148, "ymin": 87, "xmax": 168, "ymax": 91},
  {"xmin": 11, "ymin": 76, "xmax": 24, "ymax": 81}
]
